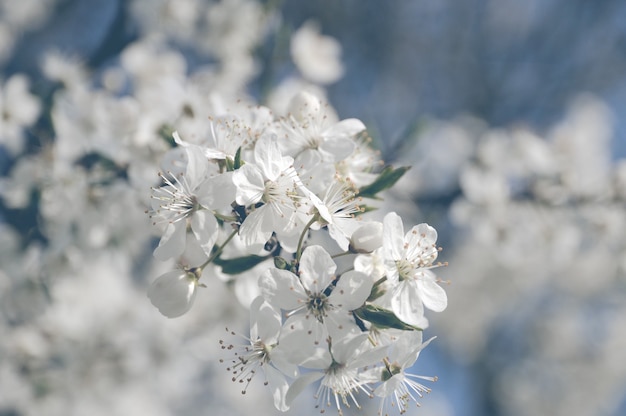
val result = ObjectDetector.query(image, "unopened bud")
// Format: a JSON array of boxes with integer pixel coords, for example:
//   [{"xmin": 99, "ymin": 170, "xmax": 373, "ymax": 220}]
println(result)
[
  {"xmin": 273, "ymin": 256, "xmax": 289, "ymax": 270},
  {"xmin": 349, "ymin": 221, "xmax": 383, "ymax": 253},
  {"xmin": 147, "ymin": 270, "xmax": 199, "ymax": 318},
  {"xmin": 287, "ymin": 90, "xmax": 322, "ymax": 122}
]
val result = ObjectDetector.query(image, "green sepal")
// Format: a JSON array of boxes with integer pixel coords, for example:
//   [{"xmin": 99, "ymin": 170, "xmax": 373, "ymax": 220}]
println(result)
[
  {"xmin": 234, "ymin": 147, "xmax": 243, "ymax": 170},
  {"xmin": 213, "ymin": 254, "xmax": 268, "ymax": 274},
  {"xmin": 367, "ymin": 282, "xmax": 386, "ymax": 302},
  {"xmin": 225, "ymin": 157, "xmax": 234, "ymax": 172},
  {"xmin": 273, "ymin": 256, "xmax": 289, "ymax": 270},
  {"xmin": 357, "ymin": 166, "xmax": 410, "ymax": 199},
  {"xmin": 353, "ymin": 304, "xmax": 423, "ymax": 331},
  {"xmin": 158, "ymin": 124, "xmax": 176, "ymax": 147},
  {"xmin": 224, "ymin": 147, "xmax": 244, "ymax": 172}
]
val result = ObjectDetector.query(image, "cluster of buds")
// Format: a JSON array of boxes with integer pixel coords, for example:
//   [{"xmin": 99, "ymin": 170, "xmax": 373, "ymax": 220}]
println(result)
[{"xmin": 146, "ymin": 91, "xmax": 449, "ymax": 415}]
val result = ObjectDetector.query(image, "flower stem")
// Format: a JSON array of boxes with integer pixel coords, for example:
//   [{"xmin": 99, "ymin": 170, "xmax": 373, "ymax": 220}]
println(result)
[
  {"xmin": 199, "ymin": 229, "xmax": 238, "ymax": 271},
  {"xmin": 213, "ymin": 211, "xmax": 238, "ymax": 223},
  {"xmin": 295, "ymin": 216, "xmax": 317, "ymax": 265},
  {"xmin": 331, "ymin": 251, "xmax": 352, "ymax": 259}
]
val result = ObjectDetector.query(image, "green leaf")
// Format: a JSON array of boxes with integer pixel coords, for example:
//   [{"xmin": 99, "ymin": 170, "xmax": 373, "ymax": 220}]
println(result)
[
  {"xmin": 357, "ymin": 166, "xmax": 410, "ymax": 199},
  {"xmin": 213, "ymin": 254, "xmax": 269, "ymax": 274},
  {"xmin": 354, "ymin": 304, "xmax": 423, "ymax": 331}
]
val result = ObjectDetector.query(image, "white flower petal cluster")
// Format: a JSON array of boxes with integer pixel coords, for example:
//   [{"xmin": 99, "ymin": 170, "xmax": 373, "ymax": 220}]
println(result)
[{"xmin": 143, "ymin": 91, "xmax": 448, "ymax": 414}]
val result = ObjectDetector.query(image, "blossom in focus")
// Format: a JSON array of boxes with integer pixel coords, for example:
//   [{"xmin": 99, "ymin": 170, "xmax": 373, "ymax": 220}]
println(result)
[
  {"xmin": 150, "ymin": 144, "xmax": 234, "ymax": 260},
  {"xmin": 233, "ymin": 134, "xmax": 304, "ymax": 251},
  {"xmin": 221, "ymin": 296, "xmax": 297, "ymax": 411},
  {"xmin": 306, "ymin": 180, "xmax": 364, "ymax": 251},
  {"xmin": 285, "ymin": 333, "xmax": 387, "ymax": 414},
  {"xmin": 373, "ymin": 331, "xmax": 437, "ymax": 415},
  {"xmin": 382, "ymin": 212, "xmax": 448, "ymax": 327},
  {"xmin": 280, "ymin": 91, "xmax": 365, "ymax": 167},
  {"xmin": 259, "ymin": 245, "xmax": 372, "ymax": 357}
]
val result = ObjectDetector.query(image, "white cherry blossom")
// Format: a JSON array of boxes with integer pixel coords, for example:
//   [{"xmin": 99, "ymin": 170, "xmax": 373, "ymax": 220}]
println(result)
[
  {"xmin": 285, "ymin": 333, "xmax": 388, "ymax": 415},
  {"xmin": 220, "ymin": 296, "xmax": 297, "ymax": 411},
  {"xmin": 150, "ymin": 145, "xmax": 235, "ymax": 260},
  {"xmin": 374, "ymin": 332, "xmax": 437, "ymax": 415},
  {"xmin": 233, "ymin": 134, "xmax": 305, "ymax": 251},
  {"xmin": 279, "ymin": 91, "xmax": 365, "ymax": 165},
  {"xmin": 382, "ymin": 212, "xmax": 448, "ymax": 327},
  {"xmin": 259, "ymin": 245, "xmax": 372, "ymax": 357}
]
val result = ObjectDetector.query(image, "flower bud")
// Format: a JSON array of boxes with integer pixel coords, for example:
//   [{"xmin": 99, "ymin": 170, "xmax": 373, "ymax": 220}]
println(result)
[
  {"xmin": 147, "ymin": 270, "xmax": 199, "ymax": 318},
  {"xmin": 273, "ymin": 256, "xmax": 289, "ymax": 270},
  {"xmin": 349, "ymin": 221, "xmax": 383, "ymax": 253},
  {"xmin": 287, "ymin": 90, "xmax": 322, "ymax": 122}
]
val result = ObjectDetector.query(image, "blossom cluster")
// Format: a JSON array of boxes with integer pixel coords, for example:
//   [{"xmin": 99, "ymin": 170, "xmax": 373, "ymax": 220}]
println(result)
[{"xmin": 146, "ymin": 90, "xmax": 449, "ymax": 414}]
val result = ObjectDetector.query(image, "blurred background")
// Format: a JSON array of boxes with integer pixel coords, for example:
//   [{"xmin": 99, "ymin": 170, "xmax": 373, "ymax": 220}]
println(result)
[{"xmin": 1, "ymin": 0, "xmax": 625, "ymax": 415}]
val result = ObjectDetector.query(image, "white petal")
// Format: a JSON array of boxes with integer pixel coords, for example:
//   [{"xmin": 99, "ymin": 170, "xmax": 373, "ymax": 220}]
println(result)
[
  {"xmin": 374, "ymin": 373, "xmax": 404, "ymax": 397},
  {"xmin": 330, "ymin": 333, "xmax": 386, "ymax": 367},
  {"xmin": 196, "ymin": 171, "xmax": 236, "ymax": 210},
  {"xmin": 265, "ymin": 364, "xmax": 291, "ymax": 412},
  {"xmin": 327, "ymin": 223, "xmax": 350, "ymax": 251},
  {"xmin": 328, "ymin": 271, "xmax": 372, "ymax": 311},
  {"xmin": 190, "ymin": 210, "xmax": 218, "ymax": 257},
  {"xmin": 147, "ymin": 270, "xmax": 197, "ymax": 318},
  {"xmin": 239, "ymin": 205, "xmax": 275, "ymax": 251},
  {"xmin": 279, "ymin": 314, "xmax": 329, "ymax": 366},
  {"xmin": 417, "ymin": 270, "xmax": 448, "ymax": 312},
  {"xmin": 399, "ymin": 335, "xmax": 436, "ymax": 369},
  {"xmin": 254, "ymin": 135, "xmax": 292, "ymax": 181},
  {"xmin": 391, "ymin": 281, "xmax": 426, "ymax": 328},
  {"xmin": 233, "ymin": 164, "xmax": 265, "ymax": 206},
  {"xmin": 184, "ymin": 145, "xmax": 210, "ymax": 188},
  {"xmin": 269, "ymin": 344, "xmax": 300, "ymax": 378},
  {"xmin": 325, "ymin": 310, "xmax": 361, "ymax": 341},
  {"xmin": 387, "ymin": 330, "xmax": 423, "ymax": 364},
  {"xmin": 285, "ymin": 371, "xmax": 324, "ymax": 408},
  {"xmin": 249, "ymin": 296, "xmax": 282, "ymax": 343},
  {"xmin": 349, "ymin": 343, "xmax": 389, "ymax": 369},
  {"xmin": 258, "ymin": 268, "xmax": 305, "ymax": 310},
  {"xmin": 319, "ymin": 137, "xmax": 355, "ymax": 161},
  {"xmin": 293, "ymin": 148, "xmax": 322, "ymax": 172},
  {"xmin": 383, "ymin": 212, "xmax": 405, "ymax": 261},
  {"xmin": 299, "ymin": 245, "xmax": 336, "ymax": 293},
  {"xmin": 322, "ymin": 118, "xmax": 365, "ymax": 138},
  {"xmin": 153, "ymin": 221, "xmax": 186, "ymax": 261}
]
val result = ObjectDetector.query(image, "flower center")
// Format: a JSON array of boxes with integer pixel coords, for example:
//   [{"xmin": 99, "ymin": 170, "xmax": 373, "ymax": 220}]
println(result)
[
  {"xmin": 396, "ymin": 259, "xmax": 415, "ymax": 281},
  {"xmin": 305, "ymin": 134, "xmax": 322, "ymax": 150},
  {"xmin": 307, "ymin": 292, "xmax": 329, "ymax": 322},
  {"xmin": 150, "ymin": 172, "xmax": 201, "ymax": 224},
  {"xmin": 262, "ymin": 180, "xmax": 279, "ymax": 203},
  {"xmin": 247, "ymin": 338, "xmax": 271, "ymax": 364}
]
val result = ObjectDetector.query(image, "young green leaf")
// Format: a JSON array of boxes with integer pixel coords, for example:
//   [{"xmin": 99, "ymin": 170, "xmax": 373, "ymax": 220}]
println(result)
[
  {"xmin": 357, "ymin": 166, "xmax": 410, "ymax": 199},
  {"xmin": 354, "ymin": 304, "xmax": 423, "ymax": 331}
]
